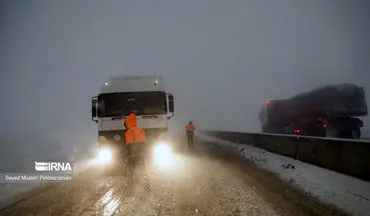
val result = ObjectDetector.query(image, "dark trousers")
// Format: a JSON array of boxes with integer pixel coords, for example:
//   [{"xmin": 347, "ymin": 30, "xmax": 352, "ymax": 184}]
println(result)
[
  {"xmin": 186, "ymin": 132, "xmax": 194, "ymax": 150},
  {"xmin": 126, "ymin": 142, "xmax": 148, "ymax": 167}
]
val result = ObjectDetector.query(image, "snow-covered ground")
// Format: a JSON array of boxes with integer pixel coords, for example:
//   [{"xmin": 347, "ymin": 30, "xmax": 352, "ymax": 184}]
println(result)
[{"xmin": 198, "ymin": 133, "xmax": 370, "ymax": 216}]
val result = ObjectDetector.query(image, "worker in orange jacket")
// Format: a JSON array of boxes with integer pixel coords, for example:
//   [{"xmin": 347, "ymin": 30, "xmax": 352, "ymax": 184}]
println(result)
[
  {"xmin": 124, "ymin": 113, "xmax": 147, "ymax": 159},
  {"xmin": 185, "ymin": 121, "xmax": 196, "ymax": 150}
]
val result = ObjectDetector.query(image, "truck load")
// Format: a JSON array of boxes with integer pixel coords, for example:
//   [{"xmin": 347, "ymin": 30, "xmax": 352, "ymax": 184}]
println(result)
[{"xmin": 258, "ymin": 83, "xmax": 368, "ymax": 139}]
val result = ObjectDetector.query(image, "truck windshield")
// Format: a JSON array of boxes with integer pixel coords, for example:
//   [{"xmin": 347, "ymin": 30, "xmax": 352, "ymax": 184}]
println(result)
[{"xmin": 98, "ymin": 91, "xmax": 167, "ymax": 117}]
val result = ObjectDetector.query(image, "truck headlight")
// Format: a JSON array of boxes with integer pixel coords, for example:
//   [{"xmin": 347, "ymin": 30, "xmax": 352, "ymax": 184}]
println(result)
[
  {"xmin": 153, "ymin": 142, "xmax": 173, "ymax": 167},
  {"xmin": 96, "ymin": 147, "xmax": 113, "ymax": 165}
]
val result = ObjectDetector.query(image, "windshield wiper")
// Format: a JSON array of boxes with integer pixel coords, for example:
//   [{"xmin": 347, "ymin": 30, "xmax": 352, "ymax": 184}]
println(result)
[
  {"xmin": 110, "ymin": 110, "xmax": 139, "ymax": 120},
  {"xmin": 142, "ymin": 114, "xmax": 160, "ymax": 118},
  {"xmin": 111, "ymin": 116, "xmax": 124, "ymax": 120}
]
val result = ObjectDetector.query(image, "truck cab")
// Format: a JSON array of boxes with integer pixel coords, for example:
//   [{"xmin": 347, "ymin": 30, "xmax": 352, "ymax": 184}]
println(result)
[{"xmin": 91, "ymin": 76, "xmax": 174, "ymax": 147}]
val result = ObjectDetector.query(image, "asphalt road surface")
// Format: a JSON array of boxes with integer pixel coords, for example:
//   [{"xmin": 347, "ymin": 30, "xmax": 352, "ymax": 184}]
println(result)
[{"xmin": 0, "ymin": 137, "xmax": 347, "ymax": 216}]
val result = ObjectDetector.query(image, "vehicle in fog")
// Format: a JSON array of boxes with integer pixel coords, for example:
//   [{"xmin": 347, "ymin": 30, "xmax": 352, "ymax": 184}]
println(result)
[
  {"xmin": 259, "ymin": 84, "xmax": 368, "ymax": 139},
  {"xmin": 91, "ymin": 75, "xmax": 175, "ymax": 152}
]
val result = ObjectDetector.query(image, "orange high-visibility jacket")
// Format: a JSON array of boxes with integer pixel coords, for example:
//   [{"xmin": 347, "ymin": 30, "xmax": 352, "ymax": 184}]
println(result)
[
  {"xmin": 186, "ymin": 123, "xmax": 196, "ymax": 132},
  {"xmin": 124, "ymin": 113, "xmax": 146, "ymax": 144}
]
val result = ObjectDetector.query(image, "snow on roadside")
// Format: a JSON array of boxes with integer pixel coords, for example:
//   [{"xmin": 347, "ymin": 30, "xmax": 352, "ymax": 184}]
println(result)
[{"xmin": 198, "ymin": 134, "xmax": 370, "ymax": 216}]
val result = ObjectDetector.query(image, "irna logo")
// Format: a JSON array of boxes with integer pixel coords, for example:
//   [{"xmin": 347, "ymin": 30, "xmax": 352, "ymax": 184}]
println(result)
[{"xmin": 34, "ymin": 161, "xmax": 72, "ymax": 172}]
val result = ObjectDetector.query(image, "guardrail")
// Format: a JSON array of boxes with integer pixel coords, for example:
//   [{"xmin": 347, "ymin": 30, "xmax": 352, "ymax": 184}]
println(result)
[{"xmin": 201, "ymin": 130, "xmax": 370, "ymax": 181}]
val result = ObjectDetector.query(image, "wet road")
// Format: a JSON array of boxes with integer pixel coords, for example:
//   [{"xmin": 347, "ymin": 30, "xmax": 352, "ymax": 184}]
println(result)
[{"xmin": 0, "ymin": 138, "xmax": 346, "ymax": 216}]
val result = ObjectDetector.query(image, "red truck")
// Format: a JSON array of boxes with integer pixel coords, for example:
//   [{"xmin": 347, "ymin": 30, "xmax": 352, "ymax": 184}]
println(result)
[{"xmin": 259, "ymin": 84, "xmax": 368, "ymax": 139}]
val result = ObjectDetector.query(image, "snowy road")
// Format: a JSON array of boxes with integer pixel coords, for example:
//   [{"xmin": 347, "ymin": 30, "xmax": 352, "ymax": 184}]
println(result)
[{"xmin": 0, "ymin": 138, "xmax": 346, "ymax": 216}]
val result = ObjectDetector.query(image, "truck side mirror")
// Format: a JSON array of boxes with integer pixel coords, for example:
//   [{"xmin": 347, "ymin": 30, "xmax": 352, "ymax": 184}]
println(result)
[
  {"xmin": 92, "ymin": 96, "xmax": 98, "ymax": 122},
  {"xmin": 168, "ymin": 94, "xmax": 174, "ymax": 113}
]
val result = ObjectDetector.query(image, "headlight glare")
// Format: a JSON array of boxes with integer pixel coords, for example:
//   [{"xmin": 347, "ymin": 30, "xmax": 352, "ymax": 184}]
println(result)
[
  {"xmin": 96, "ymin": 147, "xmax": 113, "ymax": 165},
  {"xmin": 153, "ymin": 142, "xmax": 173, "ymax": 167}
]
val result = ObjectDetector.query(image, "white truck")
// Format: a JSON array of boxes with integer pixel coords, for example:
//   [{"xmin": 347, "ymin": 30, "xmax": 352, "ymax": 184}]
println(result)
[{"xmin": 91, "ymin": 75, "xmax": 174, "ymax": 148}]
